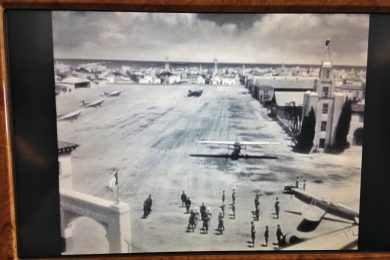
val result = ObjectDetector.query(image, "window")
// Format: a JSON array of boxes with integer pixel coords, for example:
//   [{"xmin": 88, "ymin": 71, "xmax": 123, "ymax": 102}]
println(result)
[
  {"xmin": 325, "ymin": 69, "xmax": 330, "ymax": 79},
  {"xmin": 319, "ymin": 138, "xmax": 325, "ymax": 148},
  {"xmin": 322, "ymin": 103, "xmax": 329, "ymax": 114},
  {"xmin": 322, "ymin": 87, "xmax": 329, "ymax": 97},
  {"xmin": 321, "ymin": 121, "xmax": 327, "ymax": 131}
]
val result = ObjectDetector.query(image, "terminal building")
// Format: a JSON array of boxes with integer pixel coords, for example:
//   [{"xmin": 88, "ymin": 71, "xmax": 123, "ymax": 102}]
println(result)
[{"xmin": 302, "ymin": 43, "xmax": 347, "ymax": 150}]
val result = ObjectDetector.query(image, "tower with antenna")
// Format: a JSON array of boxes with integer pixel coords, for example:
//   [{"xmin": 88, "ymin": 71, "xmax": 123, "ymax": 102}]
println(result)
[{"xmin": 301, "ymin": 39, "xmax": 347, "ymax": 151}]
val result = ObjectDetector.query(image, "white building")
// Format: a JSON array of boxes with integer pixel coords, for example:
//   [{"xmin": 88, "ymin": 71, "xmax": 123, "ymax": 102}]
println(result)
[
  {"xmin": 61, "ymin": 77, "xmax": 91, "ymax": 89},
  {"xmin": 58, "ymin": 141, "xmax": 79, "ymax": 190},
  {"xmin": 302, "ymin": 57, "xmax": 347, "ymax": 150}
]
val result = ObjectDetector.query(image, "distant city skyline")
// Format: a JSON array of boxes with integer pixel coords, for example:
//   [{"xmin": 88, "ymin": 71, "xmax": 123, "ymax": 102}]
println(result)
[{"xmin": 53, "ymin": 12, "xmax": 369, "ymax": 66}]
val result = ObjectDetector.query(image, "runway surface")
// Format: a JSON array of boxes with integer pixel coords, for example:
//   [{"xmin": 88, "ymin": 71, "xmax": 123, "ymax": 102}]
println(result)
[{"xmin": 56, "ymin": 84, "xmax": 361, "ymax": 254}]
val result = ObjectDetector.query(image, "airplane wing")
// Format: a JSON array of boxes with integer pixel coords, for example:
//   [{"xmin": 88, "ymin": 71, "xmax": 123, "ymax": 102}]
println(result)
[
  {"xmin": 197, "ymin": 141, "xmax": 236, "ymax": 145},
  {"xmin": 297, "ymin": 206, "xmax": 327, "ymax": 232},
  {"xmin": 197, "ymin": 140, "xmax": 279, "ymax": 145},
  {"xmin": 283, "ymin": 225, "xmax": 358, "ymax": 250},
  {"xmin": 239, "ymin": 141, "xmax": 280, "ymax": 145},
  {"xmin": 189, "ymin": 153, "xmax": 278, "ymax": 159}
]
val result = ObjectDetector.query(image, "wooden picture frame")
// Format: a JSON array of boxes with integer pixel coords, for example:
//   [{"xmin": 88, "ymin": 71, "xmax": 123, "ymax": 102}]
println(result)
[{"xmin": 1, "ymin": 1, "xmax": 390, "ymax": 259}]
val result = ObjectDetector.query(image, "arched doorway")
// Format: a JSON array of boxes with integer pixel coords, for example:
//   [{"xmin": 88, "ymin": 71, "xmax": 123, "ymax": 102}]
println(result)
[
  {"xmin": 64, "ymin": 216, "xmax": 109, "ymax": 254},
  {"xmin": 60, "ymin": 189, "xmax": 131, "ymax": 254}
]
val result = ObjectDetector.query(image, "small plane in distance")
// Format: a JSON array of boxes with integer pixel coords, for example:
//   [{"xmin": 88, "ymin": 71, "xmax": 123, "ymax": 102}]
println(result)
[
  {"xmin": 81, "ymin": 98, "xmax": 105, "ymax": 108},
  {"xmin": 103, "ymin": 90, "xmax": 122, "ymax": 97},
  {"xmin": 57, "ymin": 110, "xmax": 81, "ymax": 121},
  {"xmin": 191, "ymin": 140, "xmax": 279, "ymax": 160},
  {"xmin": 187, "ymin": 89, "xmax": 203, "ymax": 97},
  {"xmin": 280, "ymin": 185, "xmax": 359, "ymax": 250}
]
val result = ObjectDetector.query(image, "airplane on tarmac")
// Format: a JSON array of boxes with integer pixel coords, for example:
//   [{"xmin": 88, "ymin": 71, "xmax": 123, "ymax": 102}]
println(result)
[
  {"xmin": 191, "ymin": 140, "xmax": 279, "ymax": 160},
  {"xmin": 280, "ymin": 185, "xmax": 359, "ymax": 250},
  {"xmin": 187, "ymin": 89, "xmax": 203, "ymax": 97},
  {"xmin": 81, "ymin": 98, "xmax": 105, "ymax": 108},
  {"xmin": 103, "ymin": 90, "xmax": 122, "ymax": 97},
  {"xmin": 57, "ymin": 110, "xmax": 82, "ymax": 121}
]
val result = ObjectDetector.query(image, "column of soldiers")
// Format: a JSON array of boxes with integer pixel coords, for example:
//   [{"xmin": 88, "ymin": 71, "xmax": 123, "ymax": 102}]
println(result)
[
  {"xmin": 144, "ymin": 189, "xmax": 288, "ymax": 248},
  {"xmin": 249, "ymin": 193, "xmax": 286, "ymax": 248}
]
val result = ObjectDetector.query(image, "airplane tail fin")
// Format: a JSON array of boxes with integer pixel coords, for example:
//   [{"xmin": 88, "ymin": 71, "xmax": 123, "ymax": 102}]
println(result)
[{"xmin": 297, "ymin": 218, "xmax": 322, "ymax": 232}]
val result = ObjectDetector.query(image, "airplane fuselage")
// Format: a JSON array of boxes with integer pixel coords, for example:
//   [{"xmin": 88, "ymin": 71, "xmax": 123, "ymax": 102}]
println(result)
[{"xmin": 284, "ymin": 186, "xmax": 359, "ymax": 223}]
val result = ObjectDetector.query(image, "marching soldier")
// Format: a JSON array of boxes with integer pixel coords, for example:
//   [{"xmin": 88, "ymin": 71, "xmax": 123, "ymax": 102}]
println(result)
[
  {"xmin": 231, "ymin": 203, "xmax": 236, "ymax": 219},
  {"xmin": 250, "ymin": 221, "xmax": 256, "ymax": 246},
  {"xmin": 264, "ymin": 225, "xmax": 269, "ymax": 247},
  {"xmin": 200, "ymin": 202, "xmax": 207, "ymax": 220},
  {"xmin": 202, "ymin": 214, "xmax": 210, "ymax": 234},
  {"xmin": 181, "ymin": 191, "xmax": 187, "ymax": 207},
  {"xmin": 274, "ymin": 197, "xmax": 280, "ymax": 219},
  {"xmin": 217, "ymin": 211, "xmax": 225, "ymax": 234},
  {"xmin": 185, "ymin": 196, "xmax": 192, "ymax": 214},
  {"xmin": 276, "ymin": 224, "xmax": 284, "ymax": 247},
  {"xmin": 254, "ymin": 205, "xmax": 260, "ymax": 221},
  {"xmin": 254, "ymin": 193, "xmax": 260, "ymax": 210},
  {"xmin": 187, "ymin": 210, "xmax": 196, "ymax": 232},
  {"xmin": 220, "ymin": 203, "xmax": 225, "ymax": 218},
  {"xmin": 143, "ymin": 194, "xmax": 152, "ymax": 218}
]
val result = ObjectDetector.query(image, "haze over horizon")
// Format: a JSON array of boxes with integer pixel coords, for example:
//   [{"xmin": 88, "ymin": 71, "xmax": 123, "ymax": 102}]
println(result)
[{"xmin": 53, "ymin": 12, "xmax": 369, "ymax": 66}]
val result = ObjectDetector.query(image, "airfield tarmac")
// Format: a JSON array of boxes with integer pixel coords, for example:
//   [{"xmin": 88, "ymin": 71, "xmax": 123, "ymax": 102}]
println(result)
[{"xmin": 56, "ymin": 83, "xmax": 362, "ymax": 254}]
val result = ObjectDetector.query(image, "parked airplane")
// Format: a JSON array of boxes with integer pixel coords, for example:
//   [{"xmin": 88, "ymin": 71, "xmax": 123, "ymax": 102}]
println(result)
[
  {"xmin": 191, "ymin": 140, "xmax": 279, "ymax": 160},
  {"xmin": 57, "ymin": 110, "xmax": 81, "ymax": 121},
  {"xmin": 104, "ymin": 90, "xmax": 122, "ymax": 97},
  {"xmin": 187, "ymin": 89, "xmax": 203, "ymax": 97},
  {"xmin": 81, "ymin": 98, "xmax": 105, "ymax": 108},
  {"xmin": 280, "ymin": 185, "xmax": 359, "ymax": 250}
]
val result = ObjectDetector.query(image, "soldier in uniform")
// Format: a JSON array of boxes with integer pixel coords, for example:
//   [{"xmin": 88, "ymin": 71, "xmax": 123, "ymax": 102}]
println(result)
[
  {"xmin": 217, "ymin": 211, "xmax": 224, "ymax": 234},
  {"xmin": 232, "ymin": 189, "xmax": 236, "ymax": 205},
  {"xmin": 202, "ymin": 214, "xmax": 210, "ymax": 234},
  {"xmin": 274, "ymin": 197, "xmax": 280, "ymax": 219},
  {"xmin": 200, "ymin": 202, "xmax": 207, "ymax": 221},
  {"xmin": 187, "ymin": 210, "xmax": 196, "ymax": 232},
  {"xmin": 276, "ymin": 224, "xmax": 284, "ymax": 246},
  {"xmin": 254, "ymin": 205, "xmax": 260, "ymax": 221},
  {"xmin": 264, "ymin": 225, "xmax": 269, "ymax": 247},
  {"xmin": 185, "ymin": 196, "xmax": 192, "ymax": 214},
  {"xmin": 254, "ymin": 193, "xmax": 260, "ymax": 209},
  {"xmin": 143, "ymin": 194, "xmax": 152, "ymax": 218},
  {"xmin": 250, "ymin": 221, "xmax": 256, "ymax": 246},
  {"xmin": 222, "ymin": 190, "xmax": 226, "ymax": 203},
  {"xmin": 220, "ymin": 203, "xmax": 225, "ymax": 218},
  {"xmin": 181, "ymin": 191, "xmax": 187, "ymax": 207}
]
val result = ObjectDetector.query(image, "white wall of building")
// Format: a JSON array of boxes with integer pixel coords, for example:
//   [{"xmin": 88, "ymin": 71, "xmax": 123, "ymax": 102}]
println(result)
[{"xmin": 59, "ymin": 153, "xmax": 73, "ymax": 190}]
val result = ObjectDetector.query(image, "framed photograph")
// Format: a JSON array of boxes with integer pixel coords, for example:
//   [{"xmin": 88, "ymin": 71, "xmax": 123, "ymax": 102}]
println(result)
[{"xmin": 1, "ymin": 1, "xmax": 390, "ymax": 260}]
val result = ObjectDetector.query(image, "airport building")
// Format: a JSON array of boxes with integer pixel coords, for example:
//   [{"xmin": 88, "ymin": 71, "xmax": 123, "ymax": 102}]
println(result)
[{"xmin": 302, "ymin": 53, "xmax": 347, "ymax": 150}]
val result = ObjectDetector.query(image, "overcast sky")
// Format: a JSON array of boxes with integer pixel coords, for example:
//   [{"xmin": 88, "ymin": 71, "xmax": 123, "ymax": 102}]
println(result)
[{"xmin": 52, "ymin": 12, "xmax": 369, "ymax": 66}]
